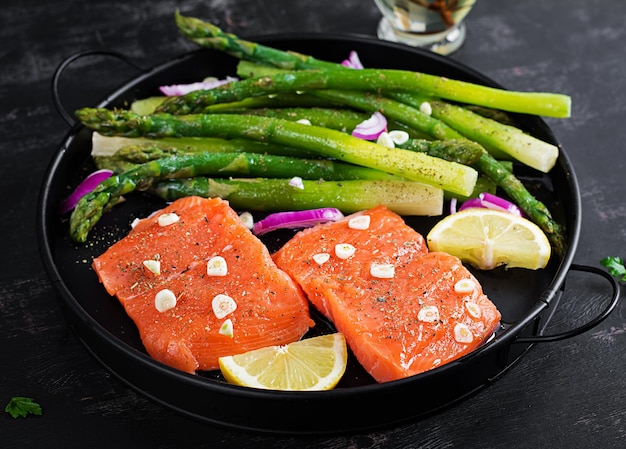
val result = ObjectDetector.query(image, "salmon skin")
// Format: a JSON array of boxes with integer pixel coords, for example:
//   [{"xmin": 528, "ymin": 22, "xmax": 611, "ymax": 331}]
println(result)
[
  {"xmin": 273, "ymin": 205, "xmax": 501, "ymax": 383},
  {"xmin": 92, "ymin": 196, "xmax": 314, "ymax": 374}
]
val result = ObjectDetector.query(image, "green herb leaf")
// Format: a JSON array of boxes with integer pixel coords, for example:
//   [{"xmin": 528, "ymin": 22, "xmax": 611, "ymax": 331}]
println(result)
[
  {"xmin": 600, "ymin": 256, "xmax": 626, "ymax": 282},
  {"xmin": 4, "ymin": 396, "xmax": 42, "ymax": 418}
]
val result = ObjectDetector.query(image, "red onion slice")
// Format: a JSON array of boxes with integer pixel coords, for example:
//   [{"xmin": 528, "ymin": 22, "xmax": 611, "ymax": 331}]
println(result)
[
  {"xmin": 458, "ymin": 192, "xmax": 523, "ymax": 216},
  {"xmin": 341, "ymin": 51, "xmax": 364, "ymax": 69},
  {"xmin": 252, "ymin": 208, "xmax": 344, "ymax": 236},
  {"xmin": 352, "ymin": 111, "xmax": 388, "ymax": 140},
  {"xmin": 159, "ymin": 76, "xmax": 238, "ymax": 96},
  {"xmin": 58, "ymin": 169, "xmax": 114, "ymax": 214}
]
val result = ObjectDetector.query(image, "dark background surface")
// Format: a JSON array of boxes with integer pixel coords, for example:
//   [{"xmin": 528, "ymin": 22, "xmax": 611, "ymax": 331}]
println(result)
[{"xmin": 2, "ymin": 0, "xmax": 625, "ymax": 447}]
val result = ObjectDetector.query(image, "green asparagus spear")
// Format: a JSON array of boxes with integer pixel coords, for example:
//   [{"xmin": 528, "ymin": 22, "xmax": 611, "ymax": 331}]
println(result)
[
  {"xmin": 96, "ymin": 137, "xmax": 483, "ymax": 173},
  {"xmin": 390, "ymin": 93, "xmax": 559, "ymax": 172},
  {"xmin": 235, "ymin": 61, "xmax": 462, "ymax": 141},
  {"xmin": 131, "ymin": 93, "xmax": 345, "ymax": 116},
  {"xmin": 75, "ymin": 108, "xmax": 478, "ymax": 197},
  {"xmin": 399, "ymin": 138, "xmax": 495, "ymax": 201},
  {"xmin": 149, "ymin": 178, "xmax": 443, "ymax": 216},
  {"xmin": 91, "ymin": 133, "xmax": 320, "ymax": 161},
  {"xmin": 68, "ymin": 151, "xmax": 405, "ymax": 242},
  {"xmin": 156, "ymin": 66, "xmax": 571, "ymax": 118},
  {"xmin": 174, "ymin": 11, "xmax": 339, "ymax": 71},
  {"xmin": 232, "ymin": 106, "xmax": 425, "ymax": 139},
  {"xmin": 173, "ymin": 13, "xmax": 571, "ymax": 118},
  {"xmin": 233, "ymin": 106, "xmax": 367, "ymax": 131},
  {"xmin": 92, "ymin": 140, "xmax": 314, "ymax": 173},
  {"xmin": 464, "ymin": 105, "xmax": 518, "ymax": 126},
  {"xmin": 93, "ymin": 144, "xmax": 173, "ymax": 172},
  {"xmin": 205, "ymin": 92, "xmax": 337, "ymax": 110},
  {"xmin": 402, "ymin": 138, "xmax": 483, "ymax": 165},
  {"xmin": 400, "ymin": 137, "xmax": 565, "ymax": 255}
]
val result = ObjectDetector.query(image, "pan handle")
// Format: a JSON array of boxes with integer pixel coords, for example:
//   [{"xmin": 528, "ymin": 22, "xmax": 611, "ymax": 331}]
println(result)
[
  {"xmin": 515, "ymin": 264, "xmax": 620, "ymax": 343},
  {"xmin": 51, "ymin": 50, "xmax": 145, "ymax": 126}
]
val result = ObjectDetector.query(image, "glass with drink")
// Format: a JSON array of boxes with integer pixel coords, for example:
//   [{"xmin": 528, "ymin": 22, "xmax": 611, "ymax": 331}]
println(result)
[{"xmin": 374, "ymin": 0, "xmax": 477, "ymax": 55}]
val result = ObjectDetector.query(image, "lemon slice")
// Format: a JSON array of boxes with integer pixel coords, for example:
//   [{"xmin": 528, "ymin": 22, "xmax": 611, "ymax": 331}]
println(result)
[
  {"xmin": 218, "ymin": 333, "xmax": 348, "ymax": 391},
  {"xmin": 426, "ymin": 208, "xmax": 551, "ymax": 270}
]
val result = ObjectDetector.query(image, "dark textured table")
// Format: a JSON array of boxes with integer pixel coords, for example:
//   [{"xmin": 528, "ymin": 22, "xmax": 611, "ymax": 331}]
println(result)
[{"xmin": 2, "ymin": 1, "xmax": 625, "ymax": 447}]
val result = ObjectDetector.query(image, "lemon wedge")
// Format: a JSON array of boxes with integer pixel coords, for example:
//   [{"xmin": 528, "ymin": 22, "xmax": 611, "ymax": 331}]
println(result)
[
  {"xmin": 426, "ymin": 208, "xmax": 551, "ymax": 270},
  {"xmin": 218, "ymin": 333, "xmax": 348, "ymax": 391}
]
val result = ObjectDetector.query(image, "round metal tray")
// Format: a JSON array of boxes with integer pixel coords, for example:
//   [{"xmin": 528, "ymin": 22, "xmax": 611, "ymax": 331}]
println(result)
[{"xmin": 38, "ymin": 34, "xmax": 619, "ymax": 434}]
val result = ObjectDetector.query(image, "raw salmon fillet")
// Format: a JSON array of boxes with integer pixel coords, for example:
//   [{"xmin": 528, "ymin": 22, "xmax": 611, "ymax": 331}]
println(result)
[
  {"xmin": 272, "ymin": 205, "xmax": 501, "ymax": 383},
  {"xmin": 92, "ymin": 196, "xmax": 314, "ymax": 374}
]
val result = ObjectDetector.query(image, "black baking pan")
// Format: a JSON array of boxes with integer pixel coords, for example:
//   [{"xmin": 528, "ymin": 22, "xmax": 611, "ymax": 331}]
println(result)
[{"xmin": 38, "ymin": 34, "xmax": 620, "ymax": 435}]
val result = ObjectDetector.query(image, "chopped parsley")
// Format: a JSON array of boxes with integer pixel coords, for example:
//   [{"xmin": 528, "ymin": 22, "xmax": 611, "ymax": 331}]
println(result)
[
  {"xmin": 600, "ymin": 256, "xmax": 626, "ymax": 282},
  {"xmin": 5, "ymin": 396, "xmax": 42, "ymax": 418}
]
